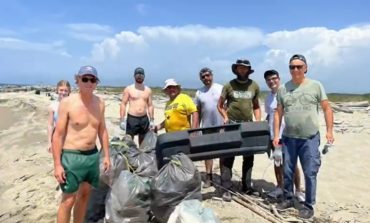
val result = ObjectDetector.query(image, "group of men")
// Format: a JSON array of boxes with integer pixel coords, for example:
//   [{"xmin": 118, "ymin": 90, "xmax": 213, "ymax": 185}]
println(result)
[{"xmin": 52, "ymin": 53, "xmax": 334, "ymax": 222}]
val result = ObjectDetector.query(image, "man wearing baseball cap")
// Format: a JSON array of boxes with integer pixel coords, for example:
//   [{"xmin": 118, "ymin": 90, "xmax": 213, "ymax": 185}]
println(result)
[
  {"xmin": 52, "ymin": 65, "xmax": 110, "ymax": 222},
  {"xmin": 217, "ymin": 59, "xmax": 261, "ymax": 201},
  {"xmin": 273, "ymin": 54, "xmax": 334, "ymax": 219},
  {"xmin": 120, "ymin": 67, "xmax": 154, "ymax": 145}
]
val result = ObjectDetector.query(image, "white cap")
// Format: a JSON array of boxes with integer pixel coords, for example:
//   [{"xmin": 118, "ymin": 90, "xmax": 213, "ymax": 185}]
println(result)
[{"xmin": 163, "ymin": 78, "xmax": 181, "ymax": 90}]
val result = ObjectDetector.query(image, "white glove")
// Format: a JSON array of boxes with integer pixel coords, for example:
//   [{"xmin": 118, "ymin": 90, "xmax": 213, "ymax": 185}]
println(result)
[
  {"xmin": 273, "ymin": 146, "xmax": 283, "ymax": 167},
  {"xmin": 120, "ymin": 118, "xmax": 126, "ymax": 131},
  {"xmin": 149, "ymin": 119, "xmax": 155, "ymax": 130}
]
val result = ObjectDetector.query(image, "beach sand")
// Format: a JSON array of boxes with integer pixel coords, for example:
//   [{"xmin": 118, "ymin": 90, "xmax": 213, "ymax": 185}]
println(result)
[{"xmin": 1, "ymin": 91, "xmax": 370, "ymax": 223}]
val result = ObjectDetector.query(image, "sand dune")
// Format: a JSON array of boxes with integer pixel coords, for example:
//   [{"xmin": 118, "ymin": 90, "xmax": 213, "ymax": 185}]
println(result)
[{"xmin": 1, "ymin": 91, "xmax": 370, "ymax": 223}]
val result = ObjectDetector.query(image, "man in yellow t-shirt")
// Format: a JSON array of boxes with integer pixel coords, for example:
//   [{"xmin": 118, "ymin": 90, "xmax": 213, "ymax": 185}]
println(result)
[{"xmin": 155, "ymin": 79, "xmax": 199, "ymax": 132}]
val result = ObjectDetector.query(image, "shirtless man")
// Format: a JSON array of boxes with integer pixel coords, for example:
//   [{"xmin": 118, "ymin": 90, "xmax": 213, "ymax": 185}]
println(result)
[
  {"xmin": 120, "ymin": 67, "xmax": 154, "ymax": 145},
  {"xmin": 52, "ymin": 65, "xmax": 110, "ymax": 223}
]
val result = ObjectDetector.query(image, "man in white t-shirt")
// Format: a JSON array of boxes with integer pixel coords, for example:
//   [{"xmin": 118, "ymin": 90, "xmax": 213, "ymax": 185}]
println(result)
[
  {"xmin": 264, "ymin": 69, "xmax": 304, "ymax": 202},
  {"xmin": 194, "ymin": 67, "xmax": 224, "ymax": 188}
]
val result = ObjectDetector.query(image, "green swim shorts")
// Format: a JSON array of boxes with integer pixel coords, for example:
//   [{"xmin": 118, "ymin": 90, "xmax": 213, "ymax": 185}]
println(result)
[{"xmin": 60, "ymin": 147, "xmax": 99, "ymax": 193}]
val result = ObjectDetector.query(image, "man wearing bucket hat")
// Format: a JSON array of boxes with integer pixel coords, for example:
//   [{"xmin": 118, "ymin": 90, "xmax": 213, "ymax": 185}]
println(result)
[
  {"xmin": 52, "ymin": 65, "xmax": 111, "ymax": 223},
  {"xmin": 217, "ymin": 59, "xmax": 261, "ymax": 201},
  {"xmin": 155, "ymin": 78, "xmax": 199, "ymax": 133},
  {"xmin": 273, "ymin": 54, "xmax": 334, "ymax": 219},
  {"xmin": 120, "ymin": 67, "xmax": 154, "ymax": 145}
]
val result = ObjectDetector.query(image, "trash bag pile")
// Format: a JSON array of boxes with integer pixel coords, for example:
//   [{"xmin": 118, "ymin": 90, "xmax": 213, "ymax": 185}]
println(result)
[
  {"xmin": 168, "ymin": 199, "xmax": 221, "ymax": 223},
  {"xmin": 85, "ymin": 131, "xmax": 217, "ymax": 223}
]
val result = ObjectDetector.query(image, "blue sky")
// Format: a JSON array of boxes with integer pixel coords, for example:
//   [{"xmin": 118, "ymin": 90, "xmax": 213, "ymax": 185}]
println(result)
[{"xmin": 1, "ymin": 0, "xmax": 369, "ymax": 93}]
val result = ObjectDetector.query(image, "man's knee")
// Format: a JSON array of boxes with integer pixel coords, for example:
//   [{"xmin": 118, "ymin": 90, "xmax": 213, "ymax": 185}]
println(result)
[
  {"xmin": 60, "ymin": 193, "xmax": 77, "ymax": 209},
  {"xmin": 76, "ymin": 183, "xmax": 92, "ymax": 201}
]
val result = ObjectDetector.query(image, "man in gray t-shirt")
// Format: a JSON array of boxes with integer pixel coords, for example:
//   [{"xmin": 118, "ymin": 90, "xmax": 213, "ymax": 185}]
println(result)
[
  {"xmin": 194, "ymin": 67, "xmax": 223, "ymax": 188},
  {"xmin": 273, "ymin": 54, "xmax": 334, "ymax": 219}
]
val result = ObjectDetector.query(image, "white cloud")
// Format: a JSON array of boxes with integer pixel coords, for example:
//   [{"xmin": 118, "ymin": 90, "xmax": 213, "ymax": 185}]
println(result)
[
  {"xmin": 0, "ymin": 37, "xmax": 70, "ymax": 57},
  {"xmin": 66, "ymin": 23, "xmax": 113, "ymax": 42}
]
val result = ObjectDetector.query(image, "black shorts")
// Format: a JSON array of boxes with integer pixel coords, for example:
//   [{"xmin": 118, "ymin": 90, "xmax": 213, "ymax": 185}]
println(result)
[{"xmin": 126, "ymin": 114, "xmax": 150, "ymax": 136}]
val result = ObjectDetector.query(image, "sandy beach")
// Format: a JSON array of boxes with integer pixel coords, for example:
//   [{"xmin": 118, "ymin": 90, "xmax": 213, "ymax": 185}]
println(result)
[{"xmin": 1, "ymin": 91, "xmax": 370, "ymax": 223}]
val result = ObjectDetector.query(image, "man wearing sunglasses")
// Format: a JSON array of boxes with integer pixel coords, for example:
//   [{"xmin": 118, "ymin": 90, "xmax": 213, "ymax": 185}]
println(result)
[
  {"xmin": 52, "ymin": 65, "xmax": 111, "ymax": 223},
  {"xmin": 194, "ymin": 67, "xmax": 223, "ymax": 188},
  {"xmin": 120, "ymin": 67, "xmax": 154, "ymax": 145},
  {"xmin": 273, "ymin": 54, "xmax": 334, "ymax": 219},
  {"xmin": 217, "ymin": 59, "xmax": 261, "ymax": 201}
]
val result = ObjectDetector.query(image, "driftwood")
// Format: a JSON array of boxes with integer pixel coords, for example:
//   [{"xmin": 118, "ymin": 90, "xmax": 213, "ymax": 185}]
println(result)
[
  {"xmin": 232, "ymin": 196, "xmax": 283, "ymax": 223},
  {"xmin": 330, "ymin": 103, "xmax": 353, "ymax": 113},
  {"xmin": 337, "ymin": 101, "xmax": 369, "ymax": 107}
]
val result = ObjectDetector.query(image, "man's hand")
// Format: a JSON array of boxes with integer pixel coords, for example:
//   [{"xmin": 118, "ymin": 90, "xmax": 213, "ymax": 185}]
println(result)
[
  {"xmin": 120, "ymin": 118, "xmax": 127, "ymax": 131},
  {"xmin": 326, "ymin": 131, "xmax": 334, "ymax": 144},
  {"xmin": 223, "ymin": 117, "xmax": 229, "ymax": 125},
  {"xmin": 272, "ymin": 136, "xmax": 280, "ymax": 148},
  {"xmin": 103, "ymin": 156, "xmax": 111, "ymax": 173},
  {"xmin": 54, "ymin": 164, "xmax": 66, "ymax": 184}
]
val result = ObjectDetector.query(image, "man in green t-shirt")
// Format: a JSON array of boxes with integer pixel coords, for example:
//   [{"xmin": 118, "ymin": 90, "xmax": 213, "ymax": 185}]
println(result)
[
  {"xmin": 273, "ymin": 54, "xmax": 334, "ymax": 219},
  {"xmin": 217, "ymin": 59, "xmax": 261, "ymax": 201}
]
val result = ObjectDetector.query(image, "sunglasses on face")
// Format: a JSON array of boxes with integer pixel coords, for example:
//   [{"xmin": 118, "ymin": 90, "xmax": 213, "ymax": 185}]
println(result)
[
  {"xmin": 289, "ymin": 65, "xmax": 305, "ymax": 70},
  {"xmin": 81, "ymin": 77, "xmax": 97, "ymax": 83}
]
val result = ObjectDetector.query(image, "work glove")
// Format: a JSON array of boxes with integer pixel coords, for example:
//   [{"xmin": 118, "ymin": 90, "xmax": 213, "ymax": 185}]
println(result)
[
  {"xmin": 120, "ymin": 118, "xmax": 127, "ymax": 131},
  {"xmin": 149, "ymin": 119, "xmax": 155, "ymax": 130},
  {"xmin": 272, "ymin": 145, "xmax": 283, "ymax": 167}
]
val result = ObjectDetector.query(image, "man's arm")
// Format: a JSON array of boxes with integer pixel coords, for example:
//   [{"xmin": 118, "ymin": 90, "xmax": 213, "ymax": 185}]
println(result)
[
  {"xmin": 120, "ymin": 87, "xmax": 130, "ymax": 120},
  {"xmin": 272, "ymin": 104, "xmax": 284, "ymax": 147},
  {"xmin": 147, "ymin": 88, "xmax": 154, "ymax": 120},
  {"xmin": 47, "ymin": 106, "xmax": 54, "ymax": 152},
  {"xmin": 321, "ymin": 99, "xmax": 334, "ymax": 143},
  {"xmin": 196, "ymin": 105, "xmax": 201, "ymax": 126},
  {"xmin": 52, "ymin": 99, "xmax": 68, "ymax": 183},
  {"xmin": 191, "ymin": 111, "xmax": 199, "ymax": 129},
  {"xmin": 98, "ymin": 100, "xmax": 110, "ymax": 171},
  {"xmin": 217, "ymin": 96, "xmax": 228, "ymax": 124},
  {"xmin": 252, "ymin": 97, "xmax": 261, "ymax": 121}
]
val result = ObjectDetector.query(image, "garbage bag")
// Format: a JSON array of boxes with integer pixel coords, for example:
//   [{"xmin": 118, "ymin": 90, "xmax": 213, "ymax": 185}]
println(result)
[
  {"xmin": 139, "ymin": 131, "xmax": 157, "ymax": 152},
  {"xmin": 168, "ymin": 199, "xmax": 221, "ymax": 223},
  {"xmin": 105, "ymin": 170, "xmax": 151, "ymax": 223},
  {"xmin": 150, "ymin": 153, "xmax": 202, "ymax": 223},
  {"xmin": 85, "ymin": 183, "xmax": 110, "ymax": 223},
  {"xmin": 127, "ymin": 146, "xmax": 157, "ymax": 178}
]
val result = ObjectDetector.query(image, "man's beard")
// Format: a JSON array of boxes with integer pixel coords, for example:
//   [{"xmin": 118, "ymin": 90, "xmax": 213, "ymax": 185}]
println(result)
[
  {"xmin": 236, "ymin": 74, "xmax": 249, "ymax": 83},
  {"xmin": 135, "ymin": 79, "xmax": 144, "ymax": 84}
]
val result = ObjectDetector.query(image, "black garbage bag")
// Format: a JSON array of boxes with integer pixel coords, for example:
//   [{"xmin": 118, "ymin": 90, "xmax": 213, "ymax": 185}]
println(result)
[
  {"xmin": 127, "ymin": 147, "xmax": 158, "ymax": 178},
  {"xmin": 139, "ymin": 131, "xmax": 157, "ymax": 152},
  {"xmin": 105, "ymin": 170, "xmax": 151, "ymax": 223},
  {"xmin": 85, "ymin": 183, "xmax": 110, "ymax": 223},
  {"xmin": 150, "ymin": 153, "xmax": 202, "ymax": 223},
  {"xmin": 100, "ymin": 137, "xmax": 132, "ymax": 187}
]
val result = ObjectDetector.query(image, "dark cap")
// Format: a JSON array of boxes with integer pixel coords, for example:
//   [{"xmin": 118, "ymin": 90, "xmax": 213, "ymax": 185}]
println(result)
[
  {"xmin": 264, "ymin": 69, "xmax": 279, "ymax": 79},
  {"xmin": 289, "ymin": 54, "xmax": 307, "ymax": 64},
  {"xmin": 231, "ymin": 59, "xmax": 254, "ymax": 75},
  {"xmin": 199, "ymin": 67, "xmax": 213, "ymax": 76},
  {"xmin": 134, "ymin": 67, "xmax": 145, "ymax": 75}
]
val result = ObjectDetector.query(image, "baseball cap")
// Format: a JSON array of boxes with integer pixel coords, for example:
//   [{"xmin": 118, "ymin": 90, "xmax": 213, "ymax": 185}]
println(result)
[
  {"xmin": 77, "ymin": 65, "xmax": 99, "ymax": 80},
  {"xmin": 289, "ymin": 54, "xmax": 307, "ymax": 64},
  {"xmin": 163, "ymin": 78, "xmax": 181, "ymax": 90},
  {"xmin": 134, "ymin": 67, "xmax": 145, "ymax": 75}
]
